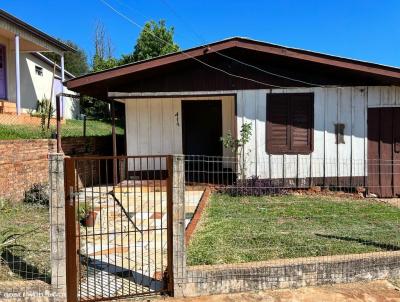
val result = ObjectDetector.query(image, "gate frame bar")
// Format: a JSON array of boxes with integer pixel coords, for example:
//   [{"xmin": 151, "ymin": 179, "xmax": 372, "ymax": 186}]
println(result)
[
  {"xmin": 166, "ymin": 155, "xmax": 174, "ymax": 295},
  {"xmin": 65, "ymin": 157, "xmax": 78, "ymax": 302},
  {"xmin": 63, "ymin": 155, "xmax": 178, "ymax": 301}
]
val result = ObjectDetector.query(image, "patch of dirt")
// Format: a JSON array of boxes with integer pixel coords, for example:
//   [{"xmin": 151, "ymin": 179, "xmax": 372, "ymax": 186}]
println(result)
[
  {"xmin": 158, "ymin": 280, "xmax": 400, "ymax": 302},
  {"xmin": 288, "ymin": 187, "xmax": 365, "ymax": 200},
  {"xmin": 375, "ymin": 198, "xmax": 400, "ymax": 208}
]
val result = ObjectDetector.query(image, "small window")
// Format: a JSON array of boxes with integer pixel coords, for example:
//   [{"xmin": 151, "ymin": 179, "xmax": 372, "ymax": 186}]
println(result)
[
  {"xmin": 335, "ymin": 123, "xmax": 345, "ymax": 144},
  {"xmin": 35, "ymin": 65, "xmax": 43, "ymax": 76},
  {"xmin": 266, "ymin": 93, "xmax": 314, "ymax": 154}
]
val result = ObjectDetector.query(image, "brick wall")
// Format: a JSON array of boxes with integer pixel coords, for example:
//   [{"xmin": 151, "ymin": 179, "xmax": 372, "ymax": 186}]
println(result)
[
  {"xmin": 61, "ymin": 135, "xmax": 124, "ymax": 156},
  {"xmin": 61, "ymin": 135, "xmax": 125, "ymax": 187},
  {"xmin": 0, "ymin": 139, "xmax": 56, "ymax": 202},
  {"xmin": 0, "ymin": 135, "xmax": 125, "ymax": 203}
]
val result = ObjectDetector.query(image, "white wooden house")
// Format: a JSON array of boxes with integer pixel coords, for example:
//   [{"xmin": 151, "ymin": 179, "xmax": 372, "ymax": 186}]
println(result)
[
  {"xmin": 0, "ymin": 9, "xmax": 77, "ymax": 118},
  {"xmin": 66, "ymin": 38, "xmax": 400, "ymax": 197}
]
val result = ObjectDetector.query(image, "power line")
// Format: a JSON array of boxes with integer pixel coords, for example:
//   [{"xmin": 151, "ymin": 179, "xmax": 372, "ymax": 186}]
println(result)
[
  {"xmin": 215, "ymin": 51, "xmax": 325, "ymax": 87},
  {"xmin": 113, "ymin": 0, "xmax": 201, "ymax": 45},
  {"xmin": 158, "ymin": 0, "xmax": 206, "ymax": 44},
  {"xmin": 98, "ymin": 0, "xmax": 284, "ymax": 88},
  {"xmin": 158, "ymin": 0, "xmax": 326, "ymax": 88}
]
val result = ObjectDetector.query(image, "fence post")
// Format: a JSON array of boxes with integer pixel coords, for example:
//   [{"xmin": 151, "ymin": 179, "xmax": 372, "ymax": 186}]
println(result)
[
  {"xmin": 167, "ymin": 155, "xmax": 187, "ymax": 297},
  {"xmin": 49, "ymin": 153, "xmax": 67, "ymax": 300}
]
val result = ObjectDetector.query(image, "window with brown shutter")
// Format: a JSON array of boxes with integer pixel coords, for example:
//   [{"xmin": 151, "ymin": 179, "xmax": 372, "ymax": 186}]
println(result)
[{"xmin": 266, "ymin": 93, "xmax": 314, "ymax": 154}]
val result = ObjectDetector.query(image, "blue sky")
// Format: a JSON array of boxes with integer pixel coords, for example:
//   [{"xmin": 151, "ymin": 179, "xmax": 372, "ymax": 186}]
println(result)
[{"xmin": 2, "ymin": 0, "xmax": 400, "ymax": 67}]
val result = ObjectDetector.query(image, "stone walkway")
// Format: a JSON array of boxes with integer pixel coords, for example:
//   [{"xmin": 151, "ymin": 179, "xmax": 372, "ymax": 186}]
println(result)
[{"xmin": 75, "ymin": 182, "xmax": 204, "ymax": 299}]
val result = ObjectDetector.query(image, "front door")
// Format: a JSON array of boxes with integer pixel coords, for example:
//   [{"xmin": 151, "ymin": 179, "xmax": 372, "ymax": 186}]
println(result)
[
  {"xmin": 181, "ymin": 100, "xmax": 223, "ymax": 156},
  {"xmin": 0, "ymin": 45, "xmax": 6, "ymax": 99},
  {"xmin": 368, "ymin": 107, "xmax": 400, "ymax": 197}
]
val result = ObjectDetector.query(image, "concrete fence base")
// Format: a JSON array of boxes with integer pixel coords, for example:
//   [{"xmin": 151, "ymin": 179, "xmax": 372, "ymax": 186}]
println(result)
[
  {"xmin": 49, "ymin": 154, "xmax": 67, "ymax": 301},
  {"xmin": 181, "ymin": 251, "xmax": 400, "ymax": 297}
]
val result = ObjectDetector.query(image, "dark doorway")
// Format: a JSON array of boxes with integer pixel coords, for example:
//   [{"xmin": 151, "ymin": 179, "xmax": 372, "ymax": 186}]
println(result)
[
  {"xmin": 368, "ymin": 107, "xmax": 400, "ymax": 197},
  {"xmin": 181, "ymin": 100, "xmax": 223, "ymax": 156}
]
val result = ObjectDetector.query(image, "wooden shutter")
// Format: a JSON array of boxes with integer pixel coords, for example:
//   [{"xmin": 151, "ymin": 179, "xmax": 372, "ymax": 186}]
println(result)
[
  {"xmin": 267, "ymin": 94, "xmax": 290, "ymax": 153},
  {"xmin": 290, "ymin": 94, "xmax": 313, "ymax": 152},
  {"xmin": 267, "ymin": 93, "xmax": 314, "ymax": 154}
]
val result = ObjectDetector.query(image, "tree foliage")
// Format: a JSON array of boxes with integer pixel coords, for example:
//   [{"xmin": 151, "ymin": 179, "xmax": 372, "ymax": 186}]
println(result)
[
  {"xmin": 120, "ymin": 20, "xmax": 180, "ymax": 65},
  {"xmin": 91, "ymin": 21, "xmax": 118, "ymax": 72},
  {"xmin": 81, "ymin": 22, "xmax": 117, "ymax": 119},
  {"xmin": 43, "ymin": 40, "xmax": 88, "ymax": 76},
  {"xmin": 221, "ymin": 122, "xmax": 252, "ymax": 179}
]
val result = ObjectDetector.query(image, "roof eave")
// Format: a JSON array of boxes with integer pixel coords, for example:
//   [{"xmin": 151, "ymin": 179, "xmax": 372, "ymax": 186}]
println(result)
[
  {"xmin": 66, "ymin": 37, "xmax": 400, "ymax": 90},
  {"xmin": 0, "ymin": 9, "xmax": 76, "ymax": 53}
]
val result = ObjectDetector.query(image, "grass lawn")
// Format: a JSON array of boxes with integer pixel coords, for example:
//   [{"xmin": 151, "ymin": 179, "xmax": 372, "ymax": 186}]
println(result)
[
  {"xmin": 0, "ymin": 119, "xmax": 124, "ymax": 140},
  {"xmin": 0, "ymin": 201, "xmax": 50, "ymax": 281},
  {"xmin": 187, "ymin": 194, "xmax": 400, "ymax": 266}
]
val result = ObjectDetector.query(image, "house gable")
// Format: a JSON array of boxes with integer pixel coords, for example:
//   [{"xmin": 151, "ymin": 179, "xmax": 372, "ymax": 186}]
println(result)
[{"xmin": 66, "ymin": 37, "xmax": 400, "ymax": 98}]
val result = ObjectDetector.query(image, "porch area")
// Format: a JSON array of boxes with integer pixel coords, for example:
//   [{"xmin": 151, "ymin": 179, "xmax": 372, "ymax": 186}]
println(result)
[{"xmin": 0, "ymin": 9, "xmax": 73, "ymax": 115}]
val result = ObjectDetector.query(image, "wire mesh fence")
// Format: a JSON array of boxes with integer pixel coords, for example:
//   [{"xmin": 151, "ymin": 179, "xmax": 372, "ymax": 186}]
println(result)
[
  {"xmin": 184, "ymin": 155, "xmax": 400, "ymax": 292},
  {"xmin": 0, "ymin": 159, "xmax": 52, "ymax": 298},
  {"xmin": 64, "ymin": 156, "xmax": 172, "ymax": 301}
]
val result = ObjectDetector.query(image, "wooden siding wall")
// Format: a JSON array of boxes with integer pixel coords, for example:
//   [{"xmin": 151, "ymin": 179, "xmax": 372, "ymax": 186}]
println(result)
[
  {"xmin": 122, "ymin": 86, "xmax": 400, "ymax": 178},
  {"xmin": 238, "ymin": 86, "xmax": 400, "ymax": 180},
  {"xmin": 124, "ymin": 95, "xmax": 235, "ymax": 170}
]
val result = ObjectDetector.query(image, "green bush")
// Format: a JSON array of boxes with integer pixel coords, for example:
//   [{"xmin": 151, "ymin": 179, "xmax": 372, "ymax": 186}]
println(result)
[{"xmin": 24, "ymin": 183, "xmax": 49, "ymax": 207}]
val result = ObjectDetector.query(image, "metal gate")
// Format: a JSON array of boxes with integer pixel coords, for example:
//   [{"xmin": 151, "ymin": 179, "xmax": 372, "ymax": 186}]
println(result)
[{"xmin": 64, "ymin": 156, "xmax": 173, "ymax": 302}]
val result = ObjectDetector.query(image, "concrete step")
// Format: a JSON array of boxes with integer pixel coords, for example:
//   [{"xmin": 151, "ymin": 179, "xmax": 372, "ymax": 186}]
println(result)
[{"xmin": 0, "ymin": 100, "xmax": 17, "ymax": 114}]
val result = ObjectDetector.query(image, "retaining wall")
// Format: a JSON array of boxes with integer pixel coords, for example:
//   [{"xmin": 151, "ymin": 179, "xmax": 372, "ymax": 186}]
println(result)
[
  {"xmin": 0, "ymin": 135, "xmax": 125, "ymax": 202},
  {"xmin": 0, "ymin": 139, "xmax": 56, "ymax": 202},
  {"xmin": 181, "ymin": 251, "xmax": 400, "ymax": 297}
]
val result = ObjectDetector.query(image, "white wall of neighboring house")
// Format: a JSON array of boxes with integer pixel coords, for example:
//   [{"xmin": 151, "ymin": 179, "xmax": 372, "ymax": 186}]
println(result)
[
  {"xmin": 20, "ymin": 53, "xmax": 78, "ymax": 119},
  {"xmin": 0, "ymin": 33, "xmax": 77, "ymax": 119}
]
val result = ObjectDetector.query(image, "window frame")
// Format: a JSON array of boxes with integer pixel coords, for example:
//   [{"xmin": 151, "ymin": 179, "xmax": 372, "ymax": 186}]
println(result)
[
  {"xmin": 35, "ymin": 65, "xmax": 43, "ymax": 76},
  {"xmin": 266, "ymin": 92, "xmax": 314, "ymax": 155}
]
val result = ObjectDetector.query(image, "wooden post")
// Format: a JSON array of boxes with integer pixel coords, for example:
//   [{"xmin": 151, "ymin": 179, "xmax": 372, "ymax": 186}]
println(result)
[
  {"xmin": 111, "ymin": 99, "xmax": 118, "ymax": 185},
  {"xmin": 56, "ymin": 95, "xmax": 62, "ymax": 153}
]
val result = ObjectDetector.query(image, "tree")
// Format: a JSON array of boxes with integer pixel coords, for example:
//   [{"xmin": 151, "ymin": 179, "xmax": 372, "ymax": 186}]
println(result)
[
  {"xmin": 80, "ymin": 22, "xmax": 118, "ymax": 120},
  {"xmin": 91, "ymin": 21, "xmax": 118, "ymax": 72},
  {"xmin": 221, "ymin": 123, "xmax": 252, "ymax": 179},
  {"xmin": 120, "ymin": 20, "xmax": 180, "ymax": 65},
  {"xmin": 43, "ymin": 40, "xmax": 89, "ymax": 76}
]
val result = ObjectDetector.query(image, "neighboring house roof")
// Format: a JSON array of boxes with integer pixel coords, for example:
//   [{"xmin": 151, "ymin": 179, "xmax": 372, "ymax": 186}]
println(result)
[
  {"xmin": 32, "ymin": 52, "xmax": 75, "ymax": 79},
  {"xmin": 0, "ymin": 9, "xmax": 75, "ymax": 53},
  {"xmin": 66, "ymin": 37, "xmax": 400, "ymax": 97}
]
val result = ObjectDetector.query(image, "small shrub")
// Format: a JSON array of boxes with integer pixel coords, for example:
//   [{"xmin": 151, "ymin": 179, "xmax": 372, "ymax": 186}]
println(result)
[
  {"xmin": 24, "ymin": 183, "xmax": 49, "ymax": 207},
  {"xmin": 0, "ymin": 230, "xmax": 27, "ymax": 255},
  {"xmin": 221, "ymin": 122, "xmax": 252, "ymax": 179},
  {"xmin": 0, "ymin": 199, "xmax": 11, "ymax": 210},
  {"xmin": 77, "ymin": 203, "xmax": 93, "ymax": 223}
]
